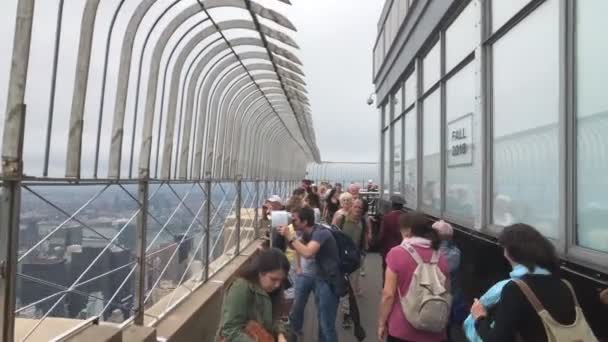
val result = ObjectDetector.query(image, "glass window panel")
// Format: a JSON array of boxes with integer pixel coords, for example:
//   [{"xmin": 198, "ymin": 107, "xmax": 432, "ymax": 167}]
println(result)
[
  {"xmin": 399, "ymin": 0, "xmax": 408, "ymax": 23},
  {"xmin": 492, "ymin": 0, "xmax": 559, "ymax": 238},
  {"xmin": 391, "ymin": 0, "xmax": 400, "ymax": 38},
  {"xmin": 423, "ymin": 41, "xmax": 441, "ymax": 92},
  {"xmin": 405, "ymin": 69, "xmax": 417, "ymax": 108},
  {"xmin": 382, "ymin": 102, "xmax": 388, "ymax": 128},
  {"xmin": 383, "ymin": 130, "xmax": 391, "ymax": 194},
  {"xmin": 405, "ymin": 110, "xmax": 417, "ymax": 207},
  {"xmin": 492, "ymin": 0, "xmax": 532, "ymax": 33},
  {"xmin": 446, "ymin": 62, "xmax": 477, "ymax": 220},
  {"xmin": 446, "ymin": 2, "xmax": 479, "ymax": 71},
  {"xmin": 384, "ymin": 27, "xmax": 389, "ymax": 55},
  {"xmin": 422, "ymin": 90, "xmax": 441, "ymax": 212},
  {"xmin": 395, "ymin": 85, "xmax": 403, "ymax": 113},
  {"xmin": 576, "ymin": 0, "xmax": 608, "ymax": 252},
  {"xmin": 393, "ymin": 117, "xmax": 403, "ymax": 194}
]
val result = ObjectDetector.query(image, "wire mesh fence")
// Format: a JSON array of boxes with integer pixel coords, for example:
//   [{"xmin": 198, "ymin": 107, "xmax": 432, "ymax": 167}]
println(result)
[{"xmin": 7, "ymin": 178, "xmax": 296, "ymax": 341}]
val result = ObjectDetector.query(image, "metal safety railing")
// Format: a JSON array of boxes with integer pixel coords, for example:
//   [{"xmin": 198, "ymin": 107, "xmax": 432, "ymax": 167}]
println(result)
[
  {"xmin": 5, "ymin": 177, "xmax": 300, "ymax": 341},
  {"xmin": 306, "ymin": 161, "xmax": 380, "ymax": 187},
  {"xmin": 1, "ymin": 0, "xmax": 317, "ymax": 341}
]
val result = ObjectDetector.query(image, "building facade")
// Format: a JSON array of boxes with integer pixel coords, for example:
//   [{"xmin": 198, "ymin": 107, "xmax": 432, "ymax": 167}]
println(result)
[{"xmin": 373, "ymin": 0, "xmax": 608, "ymax": 276}]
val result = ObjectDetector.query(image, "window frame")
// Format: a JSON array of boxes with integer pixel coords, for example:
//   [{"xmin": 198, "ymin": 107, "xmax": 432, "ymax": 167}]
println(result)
[
  {"xmin": 377, "ymin": 0, "xmax": 608, "ymax": 275},
  {"xmin": 566, "ymin": 0, "xmax": 608, "ymax": 272},
  {"xmin": 483, "ymin": 0, "xmax": 566, "ymax": 254}
]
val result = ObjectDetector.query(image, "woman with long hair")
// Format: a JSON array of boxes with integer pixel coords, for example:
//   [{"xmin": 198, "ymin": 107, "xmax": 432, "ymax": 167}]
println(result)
[
  {"xmin": 219, "ymin": 248, "xmax": 290, "ymax": 342},
  {"xmin": 323, "ymin": 185, "xmax": 341, "ymax": 223},
  {"xmin": 377, "ymin": 211, "xmax": 449, "ymax": 342}
]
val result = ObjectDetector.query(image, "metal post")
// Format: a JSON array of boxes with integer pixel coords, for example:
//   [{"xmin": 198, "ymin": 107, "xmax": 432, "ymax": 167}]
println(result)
[
  {"xmin": 0, "ymin": 102, "xmax": 25, "ymax": 342},
  {"xmin": 235, "ymin": 175, "xmax": 242, "ymax": 255},
  {"xmin": 1, "ymin": 3, "xmax": 34, "ymax": 340},
  {"xmin": 254, "ymin": 179, "xmax": 260, "ymax": 239},
  {"xmin": 133, "ymin": 179, "xmax": 148, "ymax": 325},
  {"xmin": 204, "ymin": 173, "xmax": 212, "ymax": 282}
]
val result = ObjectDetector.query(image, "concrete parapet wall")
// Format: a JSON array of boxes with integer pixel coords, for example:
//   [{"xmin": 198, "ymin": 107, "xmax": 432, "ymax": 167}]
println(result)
[
  {"xmin": 55, "ymin": 241, "xmax": 261, "ymax": 342},
  {"xmin": 153, "ymin": 241, "xmax": 261, "ymax": 341}
]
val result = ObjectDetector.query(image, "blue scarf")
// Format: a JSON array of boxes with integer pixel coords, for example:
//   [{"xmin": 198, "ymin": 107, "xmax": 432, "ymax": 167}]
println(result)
[{"xmin": 463, "ymin": 264, "xmax": 551, "ymax": 342}]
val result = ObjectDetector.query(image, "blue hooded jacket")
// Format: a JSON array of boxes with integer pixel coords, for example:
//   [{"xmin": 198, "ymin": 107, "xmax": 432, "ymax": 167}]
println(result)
[{"xmin": 463, "ymin": 264, "xmax": 551, "ymax": 341}]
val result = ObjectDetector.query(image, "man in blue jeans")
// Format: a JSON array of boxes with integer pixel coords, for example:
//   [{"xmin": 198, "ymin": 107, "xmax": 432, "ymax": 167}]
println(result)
[
  {"xmin": 289, "ymin": 251, "xmax": 315, "ymax": 340},
  {"xmin": 279, "ymin": 206, "xmax": 340, "ymax": 342}
]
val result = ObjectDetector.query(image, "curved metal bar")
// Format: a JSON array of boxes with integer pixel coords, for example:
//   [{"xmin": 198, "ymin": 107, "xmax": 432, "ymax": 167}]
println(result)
[
  {"xmin": 225, "ymin": 89, "xmax": 273, "ymax": 177},
  {"xmin": 191, "ymin": 15, "xmax": 312, "ymax": 172},
  {"xmin": 210, "ymin": 72, "xmax": 308, "ymax": 168},
  {"xmin": 176, "ymin": 52, "xmax": 240, "ymax": 177},
  {"xmin": 216, "ymin": 79, "xmax": 292, "ymax": 177},
  {"xmin": 153, "ymin": 20, "xmax": 287, "ymax": 179},
  {"xmin": 132, "ymin": 1, "xmax": 301, "ymax": 178},
  {"xmin": 223, "ymin": 80, "xmax": 294, "ymax": 177},
  {"xmin": 108, "ymin": 0, "xmax": 158, "ymax": 178},
  {"xmin": 276, "ymin": 67, "xmax": 307, "ymax": 86},
  {"xmin": 214, "ymin": 79, "xmax": 294, "ymax": 177},
  {"xmin": 253, "ymin": 120, "xmax": 291, "ymax": 177},
  {"xmin": 225, "ymin": 73, "xmax": 291, "ymax": 171},
  {"xmin": 175, "ymin": 38, "xmax": 268, "ymax": 178},
  {"xmin": 204, "ymin": 61, "xmax": 277, "ymax": 178},
  {"xmin": 154, "ymin": 18, "xmax": 211, "ymax": 178},
  {"xmin": 43, "ymin": 0, "xmax": 65, "ymax": 177},
  {"xmin": 213, "ymin": 77, "xmax": 257, "ymax": 177},
  {"xmin": 240, "ymin": 113, "xmax": 281, "ymax": 176},
  {"xmin": 238, "ymin": 107, "xmax": 286, "ymax": 175},
  {"xmin": 272, "ymin": 55, "xmax": 304, "ymax": 76},
  {"xmin": 232, "ymin": 104, "xmax": 275, "ymax": 175},
  {"xmin": 129, "ymin": 0, "xmax": 182, "ymax": 178},
  {"xmin": 184, "ymin": 20, "xmax": 306, "ymax": 177},
  {"xmin": 65, "ymin": 0, "xmax": 102, "ymax": 178},
  {"xmin": 181, "ymin": 60, "xmax": 243, "ymax": 178},
  {"xmin": 94, "ymin": 0, "xmax": 127, "ymax": 178}
]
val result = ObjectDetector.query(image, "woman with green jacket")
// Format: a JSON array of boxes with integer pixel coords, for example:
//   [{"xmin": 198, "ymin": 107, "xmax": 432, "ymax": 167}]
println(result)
[{"xmin": 219, "ymin": 248, "xmax": 290, "ymax": 342}]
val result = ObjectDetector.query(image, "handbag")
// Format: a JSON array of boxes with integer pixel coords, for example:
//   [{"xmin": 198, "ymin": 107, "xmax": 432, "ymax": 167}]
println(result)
[
  {"xmin": 243, "ymin": 320, "xmax": 275, "ymax": 342},
  {"xmin": 219, "ymin": 321, "xmax": 274, "ymax": 342}
]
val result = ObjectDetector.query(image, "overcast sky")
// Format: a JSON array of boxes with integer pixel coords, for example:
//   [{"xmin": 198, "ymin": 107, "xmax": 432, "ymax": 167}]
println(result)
[
  {"xmin": 283, "ymin": 0, "xmax": 382, "ymax": 163},
  {"xmin": 0, "ymin": 0, "xmax": 382, "ymax": 178}
]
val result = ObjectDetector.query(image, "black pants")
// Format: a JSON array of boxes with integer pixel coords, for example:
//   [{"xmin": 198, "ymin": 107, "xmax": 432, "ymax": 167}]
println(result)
[{"xmin": 387, "ymin": 336, "xmax": 410, "ymax": 342}]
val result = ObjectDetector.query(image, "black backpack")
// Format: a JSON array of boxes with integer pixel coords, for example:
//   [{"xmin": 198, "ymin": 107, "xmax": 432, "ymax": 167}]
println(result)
[{"xmin": 320, "ymin": 224, "xmax": 362, "ymax": 275}]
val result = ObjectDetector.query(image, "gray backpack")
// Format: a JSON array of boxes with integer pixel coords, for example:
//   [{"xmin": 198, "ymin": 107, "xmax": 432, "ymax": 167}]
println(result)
[{"xmin": 398, "ymin": 243, "xmax": 452, "ymax": 333}]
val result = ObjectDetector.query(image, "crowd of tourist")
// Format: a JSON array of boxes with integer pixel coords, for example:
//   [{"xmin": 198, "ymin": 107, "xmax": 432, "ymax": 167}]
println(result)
[{"xmin": 216, "ymin": 179, "xmax": 598, "ymax": 342}]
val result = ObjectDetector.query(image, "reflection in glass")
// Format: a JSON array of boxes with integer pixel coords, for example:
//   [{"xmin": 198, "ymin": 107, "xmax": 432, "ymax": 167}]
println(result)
[
  {"xmin": 492, "ymin": 0, "xmax": 531, "ymax": 33},
  {"xmin": 422, "ymin": 90, "xmax": 441, "ymax": 212},
  {"xmin": 576, "ymin": 0, "xmax": 608, "ymax": 252},
  {"xmin": 404, "ymin": 110, "xmax": 417, "ymax": 207},
  {"xmin": 382, "ymin": 103, "xmax": 388, "ymax": 128},
  {"xmin": 446, "ymin": 62, "xmax": 476, "ymax": 220},
  {"xmin": 492, "ymin": 0, "xmax": 559, "ymax": 238},
  {"xmin": 393, "ymin": 118, "xmax": 403, "ymax": 194},
  {"xmin": 398, "ymin": 0, "xmax": 408, "ymax": 23},
  {"xmin": 446, "ymin": 1, "xmax": 479, "ymax": 71},
  {"xmin": 383, "ymin": 130, "xmax": 391, "ymax": 195},
  {"xmin": 405, "ymin": 69, "xmax": 417, "ymax": 108},
  {"xmin": 423, "ymin": 41, "xmax": 441, "ymax": 92}
]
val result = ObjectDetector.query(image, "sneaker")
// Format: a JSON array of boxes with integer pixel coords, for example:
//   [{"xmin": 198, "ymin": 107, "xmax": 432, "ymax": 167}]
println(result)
[
  {"xmin": 342, "ymin": 314, "xmax": 352, "ymax": 329},
  {"xmin": 360, "ymin": 270, "xmax": 366, "ymax": 277}
]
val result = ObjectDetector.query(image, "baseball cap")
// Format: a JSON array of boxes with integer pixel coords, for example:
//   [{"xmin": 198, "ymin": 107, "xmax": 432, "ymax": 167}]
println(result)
[{"xmin": 267, "ymin": 195, "xmax": 282, "ymax": 204}]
